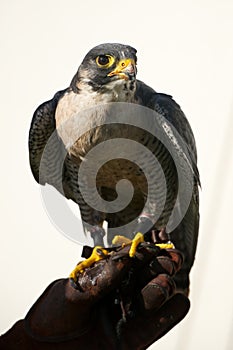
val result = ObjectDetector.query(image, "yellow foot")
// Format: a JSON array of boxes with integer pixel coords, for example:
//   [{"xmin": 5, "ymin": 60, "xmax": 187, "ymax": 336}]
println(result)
[
  {"xmin": 112, "ymin": 235, "xmax": 132, "ymax": 246},
  {"xmin": 69, "ymin": 246, "xmax": 109, "ymax": 281},
  {"xmin": 112, "ymin": 233, "xmax": 175, "ymax": 259},
  {"xmin": 129, "ymin": 232, "xmax": 145, "ymax": 257},
  {"xmin": 112, "ymin": 232, "xmax": 144, "ymax": 258},
  {"xmin": 155, "ymin": 242, "xmax": 175, "ymax": 249}
]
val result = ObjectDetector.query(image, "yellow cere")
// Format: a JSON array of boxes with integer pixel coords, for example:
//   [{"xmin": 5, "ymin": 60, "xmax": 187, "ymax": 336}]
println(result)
[{"xmin": 107, "ymin": 58, "xmax": 135, "ymax": 78}]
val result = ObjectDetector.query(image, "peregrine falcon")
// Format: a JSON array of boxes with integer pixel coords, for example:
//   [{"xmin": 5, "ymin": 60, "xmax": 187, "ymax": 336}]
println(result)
[{"xmin": 29, "ymin": 43, "xmax": 199, "ymax": 292}]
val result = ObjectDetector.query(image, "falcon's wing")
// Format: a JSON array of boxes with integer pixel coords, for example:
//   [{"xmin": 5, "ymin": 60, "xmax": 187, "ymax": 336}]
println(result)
[
  {"xmin": 136, "ymin": 80, "xmax": 200, "ymax": 291},
  {"xmin": 29, "ymin": 89, "xmax": 68, "ymax": 188},
  {"xmin": 136, "ymin": 80, "xmax": 200, "ymax": 184}
]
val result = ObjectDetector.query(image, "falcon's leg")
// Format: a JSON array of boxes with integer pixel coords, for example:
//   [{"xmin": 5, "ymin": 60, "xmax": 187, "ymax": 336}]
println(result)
[
  {"xmin": 69, "ymin": 206, "xmax": 107, "ymax": 281},
  {"xmin": 80, "ymin": 203, "xmax": 106, "ymax": 246},
  {"xmin": 86, "ymin": 224, "xmax": 105, "ymax": 246}
]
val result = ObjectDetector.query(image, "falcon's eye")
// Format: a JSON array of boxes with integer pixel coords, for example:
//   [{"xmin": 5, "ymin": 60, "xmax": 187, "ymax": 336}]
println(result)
[
  {"xmin": 96, "ymin": 55, "xmax": 115, "ymax": 68},
  {"xmin": 97, "ymin": 55, "xmax": 109, "ymax": 65}
]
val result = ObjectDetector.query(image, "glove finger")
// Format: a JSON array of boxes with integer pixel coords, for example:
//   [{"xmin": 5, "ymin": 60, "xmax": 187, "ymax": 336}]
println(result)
[
  {"xmin": 140, "ymin": 274, "xmax": 176, "ymax": 313},
  {"xmin": 136, "ymin": 249, "xmax": 183, "ymax": 289},
  {"xmin": 121, "ymin": 293, "xmax": 190, "ymax": 350}
]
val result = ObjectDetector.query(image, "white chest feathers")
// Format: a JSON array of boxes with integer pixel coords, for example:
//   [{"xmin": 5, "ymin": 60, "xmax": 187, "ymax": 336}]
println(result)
[{"xmin": 55, "ymin": 79, "xmax": 137, "ymax": 149}]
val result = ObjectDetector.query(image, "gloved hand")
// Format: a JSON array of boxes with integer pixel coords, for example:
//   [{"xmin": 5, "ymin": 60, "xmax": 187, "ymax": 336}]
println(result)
[{"xmin": 0, "ymin": 244, "xmax": 190, "ymax": 350}]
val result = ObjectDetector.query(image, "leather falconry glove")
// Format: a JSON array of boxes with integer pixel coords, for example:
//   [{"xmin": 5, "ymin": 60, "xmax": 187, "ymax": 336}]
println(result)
[{"xmin": 0, "ymin": 243, "xmax": 189, "ymax": 350}]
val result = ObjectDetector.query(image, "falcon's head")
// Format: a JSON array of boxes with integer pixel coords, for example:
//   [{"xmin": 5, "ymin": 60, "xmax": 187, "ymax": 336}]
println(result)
[{"xmin": 71, "ymin": 43, "xmax": 137, "ymax": 98}]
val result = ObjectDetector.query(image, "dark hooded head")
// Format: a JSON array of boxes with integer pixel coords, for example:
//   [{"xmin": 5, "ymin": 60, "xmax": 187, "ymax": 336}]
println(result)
[{"xmin": 71, "ymin": 43, "xmax": 137, "ymax": 92}]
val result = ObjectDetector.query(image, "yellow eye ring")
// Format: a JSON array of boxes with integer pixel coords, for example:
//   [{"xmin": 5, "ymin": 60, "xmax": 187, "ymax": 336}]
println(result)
[{"xmin": 96, "ymin": 55, "xmax": 115, "ymax": 68}]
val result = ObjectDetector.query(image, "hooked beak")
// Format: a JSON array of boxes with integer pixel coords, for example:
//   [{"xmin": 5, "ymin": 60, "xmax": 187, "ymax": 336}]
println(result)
[{"xmin": 108, "ymin": 58, "xmax": 136, "ymax": 80}]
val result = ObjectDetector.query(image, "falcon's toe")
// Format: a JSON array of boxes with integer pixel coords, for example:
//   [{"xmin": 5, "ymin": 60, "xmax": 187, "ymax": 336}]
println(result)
[
  {"xmin": 69, "ymin": 246, "xmax": 109, "ymax": 282},
  {"xmin": 112, "ymin": 232, "xmax": 145, "ymax": 258}
]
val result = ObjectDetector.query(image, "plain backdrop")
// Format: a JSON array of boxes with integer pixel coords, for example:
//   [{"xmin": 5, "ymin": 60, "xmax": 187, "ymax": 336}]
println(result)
[{"xmin": 1, "ymin": 1, "xmax": 233, "ymax": 349}]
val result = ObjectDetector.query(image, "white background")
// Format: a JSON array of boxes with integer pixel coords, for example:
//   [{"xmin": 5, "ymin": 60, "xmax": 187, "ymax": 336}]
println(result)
[{"xmin": 1, "ymin": 1, "xmax": 233, "ymax": 349}]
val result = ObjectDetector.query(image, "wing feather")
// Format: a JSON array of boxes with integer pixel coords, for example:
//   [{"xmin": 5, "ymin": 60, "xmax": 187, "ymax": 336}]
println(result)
[{"xmin": 29, "ymin": 89, "xmax": 68, "ymax": 185}]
